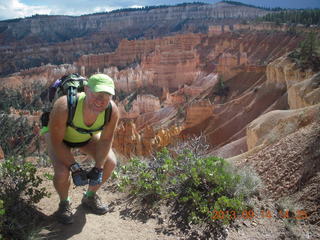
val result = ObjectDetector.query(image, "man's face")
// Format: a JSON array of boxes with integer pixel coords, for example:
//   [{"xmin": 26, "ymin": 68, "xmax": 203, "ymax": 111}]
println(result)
[{"xmin": 85, "ymin": 86, "xmax": 111, "ymax": 113}]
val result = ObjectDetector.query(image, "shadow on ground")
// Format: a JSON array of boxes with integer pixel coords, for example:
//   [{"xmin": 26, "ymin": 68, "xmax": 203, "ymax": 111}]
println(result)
[
  {"xmin": 40, "ymin": 205, "xmax": 88, "ymax": 240},
  {"xmin": 111, "ymin": 196, "xmax": 227, "ymax": 240}
]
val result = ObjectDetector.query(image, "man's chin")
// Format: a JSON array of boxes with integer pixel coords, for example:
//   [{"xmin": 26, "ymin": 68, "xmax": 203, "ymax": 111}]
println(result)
[{"xmin": 94, "ymin": 106, "xmax": 106, "ymax": 113}]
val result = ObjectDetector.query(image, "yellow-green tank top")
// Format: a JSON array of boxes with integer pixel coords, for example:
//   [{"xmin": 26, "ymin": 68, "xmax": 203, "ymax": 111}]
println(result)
[{"xmin": 63, "ymin": 92, "xmax": 105, "ymax": 143}]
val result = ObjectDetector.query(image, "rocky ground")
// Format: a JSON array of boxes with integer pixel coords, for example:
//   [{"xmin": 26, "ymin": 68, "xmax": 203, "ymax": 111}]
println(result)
[{"xmin": 228, "ymin": 121, "xmax": 320, "ymax": 240}]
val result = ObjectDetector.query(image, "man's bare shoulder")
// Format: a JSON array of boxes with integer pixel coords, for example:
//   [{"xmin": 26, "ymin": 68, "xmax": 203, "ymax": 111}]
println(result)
[
  {"xmin": 110, "ymin": 100, "xmax": 119, "ymax": 119},
  {"xmin": 110, "ymin": 100, "xmax": 118, "ymax": 110},
  {"xmin": 48, "ymin": 96, "xmax": 68, "ymax": 131},
  {"xmin": 51, "ymin": 96, "xmax": 68, "ymax": 116}
]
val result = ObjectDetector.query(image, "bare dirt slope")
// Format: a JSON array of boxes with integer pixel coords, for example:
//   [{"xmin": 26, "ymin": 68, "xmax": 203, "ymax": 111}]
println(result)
[
  {"xmin": 227, "ymin": 121, "xmax": 320, "ymax": 240},
  {"xmin": 235, "ymin": 122, "xmax": 320, "ymax": 219}
]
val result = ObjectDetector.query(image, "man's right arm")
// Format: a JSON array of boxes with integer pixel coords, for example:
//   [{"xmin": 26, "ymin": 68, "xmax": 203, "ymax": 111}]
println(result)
[{"xmin": 48, "ymin": 96, "xmax": 76, "ymax": 168}]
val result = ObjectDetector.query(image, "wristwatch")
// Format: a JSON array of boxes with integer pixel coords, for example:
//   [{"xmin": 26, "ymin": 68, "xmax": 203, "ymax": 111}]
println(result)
[{"xmin": 69, "ymin": 162, "xmax": 81, "ymax": 172}]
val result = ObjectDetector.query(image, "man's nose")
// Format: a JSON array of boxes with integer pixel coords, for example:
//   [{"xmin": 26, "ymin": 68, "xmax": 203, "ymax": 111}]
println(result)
[
  {"xmin": 95, "ymin": 96, "xmax": 108, "ymax": 104},
  {"xmin": 95, "ymin": 98, "xmax": 103, "ymax": 104}
]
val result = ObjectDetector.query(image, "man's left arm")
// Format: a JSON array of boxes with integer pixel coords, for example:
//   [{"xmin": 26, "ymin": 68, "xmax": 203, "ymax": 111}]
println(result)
[{"xmin": 94, "ymin": 100, "xmax": 119, "ymax": 169}]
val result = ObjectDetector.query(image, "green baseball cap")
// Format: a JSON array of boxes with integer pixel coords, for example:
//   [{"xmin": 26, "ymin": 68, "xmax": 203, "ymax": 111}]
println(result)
[{"xmin": 85, "ymin": 74, "xmax": 115, "ymax": 95}]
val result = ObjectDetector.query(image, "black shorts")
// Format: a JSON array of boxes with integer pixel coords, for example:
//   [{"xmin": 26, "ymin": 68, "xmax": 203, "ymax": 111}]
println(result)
[{"xmin": 63, "ymin": 139, "xmax": 91, "ymax": 148}]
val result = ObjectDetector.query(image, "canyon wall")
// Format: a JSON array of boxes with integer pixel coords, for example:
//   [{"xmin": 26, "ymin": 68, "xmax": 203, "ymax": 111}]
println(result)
[
  {"xmin": 76, "ymin": 33, "xmax": 203, "ymax": 91},
  {"xmin": 246, "ymin": 104, "xmax": 320, "ymax": 150},
  {"xmin": 266, "ymin": 56, "xmax": 319, "ymax": 108},
  {"xmin": 0, "ymin": 2, "xmax": 269, "ymax": 76},
  {"xmin": 209, "ymin": 22, "xmax": 320, "ymax": 36},
  {"xmin": 245, "ymin": 56, "xmax": 320, "ymax": 151},
  {"xmin": 0, "ymin": 2, "xmax": 268, "ymax": 45},
  {"xmin": 185, "ymin": 100, "xmax": 213, "ymax": 129},
  {"xmin": 76, "ymin": 29, "xmax": 302, "ymax": 94}
]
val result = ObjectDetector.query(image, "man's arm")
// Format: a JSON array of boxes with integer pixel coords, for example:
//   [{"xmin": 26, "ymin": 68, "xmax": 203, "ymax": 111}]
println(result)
[
  {"xmin": 48, "ymin": 96, "xmax": 76, "ymax": 168},
  {"xmin": 94, "ymin": 100, "xmax": 119, "ymax": 169}
]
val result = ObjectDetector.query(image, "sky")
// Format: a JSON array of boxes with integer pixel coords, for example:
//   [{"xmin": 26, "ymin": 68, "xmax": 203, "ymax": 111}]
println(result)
[{"xmin": 0, "ymin": 0, "xmax": 320, "ymax": 21}]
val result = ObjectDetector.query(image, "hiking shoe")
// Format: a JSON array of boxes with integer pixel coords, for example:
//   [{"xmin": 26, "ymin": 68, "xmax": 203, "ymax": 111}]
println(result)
[
  {"xmin": 81, "ymin": 194, "xmax": 108, "ymax": 215},
  {"xmin": 55, "ymin": 200, "xmax": 74, "ymax": 224}
]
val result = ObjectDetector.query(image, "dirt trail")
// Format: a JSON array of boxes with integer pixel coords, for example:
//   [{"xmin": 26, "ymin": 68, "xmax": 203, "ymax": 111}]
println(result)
[{"xmin": 37, "ymin": 170, "xmax": 177, "ymax": 240}]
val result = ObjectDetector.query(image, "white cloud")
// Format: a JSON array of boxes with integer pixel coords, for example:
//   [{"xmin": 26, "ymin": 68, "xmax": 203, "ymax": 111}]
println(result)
[
  {"xmin": 90, "ymin": 5, "xmax": 143, "ymax": 14},
  {"xmin": 44, "ymin": 4, "xmax": 143, "ymax": 17},
  {"xmin": 0, "ymin": 0, "xmax": 137, "ymax": 20},
  {"xmin": 129, "ymin": 5, "xmax": 144, "ymax": 9},
  {"xmin": 91, "ymin": 6, "xmax": 118, "ymax": 14},
  {"xmin": 0, "ymin": 0, "xmax": 51, "ymax": 20},
  {"xmin": 50, "ymin": 5, "xmax": 119, "ymax": 17}
]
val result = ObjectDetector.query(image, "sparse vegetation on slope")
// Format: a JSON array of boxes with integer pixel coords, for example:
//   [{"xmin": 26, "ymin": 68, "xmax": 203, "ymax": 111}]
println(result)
[
  {"xmin": 289, "ymin": 31, "xmax": 320, "ymax": 71},
  {"xmin": 213, "ymin": 76, "xmax": 230, "ymax": 97},
  {"xmin": 258, "ymin": 9, "xmax": 320, "ymax": 26},
  {"xmin": 222, "ymin": 1, "xmax": 285, "ymax": 11},
  {"xmin": 87, "ymin": 2, "xmax": 208, "ymax": 16}
]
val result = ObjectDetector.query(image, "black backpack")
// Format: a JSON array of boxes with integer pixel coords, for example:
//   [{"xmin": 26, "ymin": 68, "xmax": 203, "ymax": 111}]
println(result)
[{"xmin": 40, "ymin": 73, "xmax": 112, "ymax": 134}]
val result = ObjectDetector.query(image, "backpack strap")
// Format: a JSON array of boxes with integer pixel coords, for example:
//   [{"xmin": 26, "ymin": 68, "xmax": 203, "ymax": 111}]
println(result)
[
  {"xmin": 103, "ymin": 102, "xmax": 112, "ymax": 125},
  {"xmin": 67, "ymin": 99, "xmax": 113, "ymax": 135},
  {"xmin": 67, "ymin": 86, "xmax": 78, "ymax": 126}
]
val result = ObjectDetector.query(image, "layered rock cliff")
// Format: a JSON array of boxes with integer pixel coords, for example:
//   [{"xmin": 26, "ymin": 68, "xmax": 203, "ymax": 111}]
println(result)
[
  {"xmin": 77, "ymin": 33, "xmax": 203, "ymax": 91},
  {"xmin": 266, "ymin": 56, "xmax": 319, "ymax": 108},
  {"xmin": 244, "ymin": 57, "xmax": 320, "ymax": 152},
  {"xmin": 0, "ymin": 2, "xmax": 270, "ymax": 76}
]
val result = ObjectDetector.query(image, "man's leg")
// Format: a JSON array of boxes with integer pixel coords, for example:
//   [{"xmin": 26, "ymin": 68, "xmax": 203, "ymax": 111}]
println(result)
[
  {"xmin": 44, "ymin": 133, "xmax": 73, "ymax": 223},
  {"xmin": 79, "ymin": 134, "xmax": 117, "ymax": 214},
  {"xmin": 80, "ymin": 135, "xmax": 117, "ymax": 191},
  {"xmin": 45, "ymin": 133, "xmax": 71, "ymax": 200}
]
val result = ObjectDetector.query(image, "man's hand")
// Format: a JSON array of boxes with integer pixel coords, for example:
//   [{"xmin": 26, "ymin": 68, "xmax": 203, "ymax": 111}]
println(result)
[
  {"xmin": 69, "ymin": 162, "xmax": 88, "ymax": 186},
  {"xmin": 87, "ymin": 167, "xmax": 103, "ymax": 186}
]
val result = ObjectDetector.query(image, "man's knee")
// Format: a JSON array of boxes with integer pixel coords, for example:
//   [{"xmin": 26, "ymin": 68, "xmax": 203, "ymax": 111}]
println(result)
[
  {"xmin": 53, "ymin": 165, "xmax": 70, "ymax": 183},
  {"xmin": 105, "ymin": 151, "xmax": 117, "ymax": 170}
]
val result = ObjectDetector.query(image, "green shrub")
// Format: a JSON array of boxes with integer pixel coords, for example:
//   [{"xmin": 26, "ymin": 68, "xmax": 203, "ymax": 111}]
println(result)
[
  {"xmin": 0, "ymin": 158, "xmax": 50, "ymax": 239},
  {"xmin": 113, "ymin": 146, "xmax": 259, "ymax": 225}
]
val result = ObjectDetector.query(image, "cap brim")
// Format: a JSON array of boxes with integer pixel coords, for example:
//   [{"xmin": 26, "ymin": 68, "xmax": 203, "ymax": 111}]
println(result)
[{"xmin": 90, "ymin": 85, "xmax": 115, "ymax": 95}]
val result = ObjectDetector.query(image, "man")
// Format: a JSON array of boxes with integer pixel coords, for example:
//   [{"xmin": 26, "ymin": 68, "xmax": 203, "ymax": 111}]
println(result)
[{"xmin": 44, "ymin": 73, "xmax": 119, "ymax": 224}]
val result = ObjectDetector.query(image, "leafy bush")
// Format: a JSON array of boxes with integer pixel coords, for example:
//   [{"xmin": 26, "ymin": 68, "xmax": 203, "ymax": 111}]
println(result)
[
  {"xmin": 0, "ymin": 158, "xmax": 51, "ymax": 239},
  {"xmin": 113, "ymin": 145, "xmax": 259, "ymax": 225}
]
